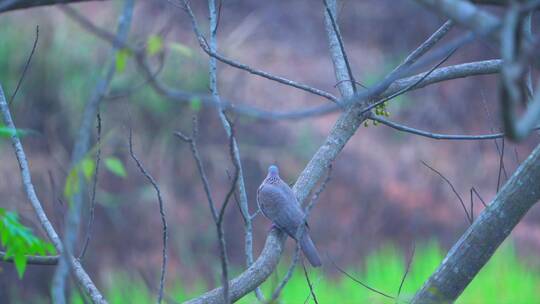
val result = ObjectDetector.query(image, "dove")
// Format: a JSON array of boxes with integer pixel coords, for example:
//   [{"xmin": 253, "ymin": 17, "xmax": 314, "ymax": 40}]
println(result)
[{"xmin": 257, "ymin": 165, "xmax": 322, "ymax": 267}]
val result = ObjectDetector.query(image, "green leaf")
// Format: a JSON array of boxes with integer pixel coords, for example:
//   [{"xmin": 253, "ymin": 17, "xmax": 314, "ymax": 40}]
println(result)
[
  {"xmin": 169, "ymin": 42, "xmax": 193, "ymax": 57},
  {"xmin": 115, "ymin": 48, "xmax": 132, "ymax": 73},
  {"xmin": 147, "ymin": 35, "xmax": 163, "ymax": 56},
  {"xmin": 80, "ymin": 158, "xmax": 96, "ymax": 182},
  {"xmin": 0, "ymin": 208, "xmax": 56, "ymax": 278},
  {"xmin": 105, "ymin": 157, "xmax": 127, "ymax": 178},
  {"xmin": 190, "ymin": 97, "xmax": 202, "ymax": 112},
  {"xmin": 0, "ymin": 126, "xmax": 30, "ymax": 138},
  {"xmin": 14, "ymin": 254, "xmax": 27, "ymax": 279},
  {"xmin": 64, "ymin": 167, "xmax": 80, "ymax": 199}
]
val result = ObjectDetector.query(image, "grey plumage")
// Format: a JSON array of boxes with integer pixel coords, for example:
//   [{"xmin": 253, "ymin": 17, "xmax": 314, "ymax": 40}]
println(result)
[{"xmin": 257, "ymin": 165, "xmax": 322, "ymax": 267}]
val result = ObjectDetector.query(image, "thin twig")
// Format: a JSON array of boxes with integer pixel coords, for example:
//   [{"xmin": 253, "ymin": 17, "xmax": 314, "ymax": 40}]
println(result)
[
  {"xmin": 175, "ymin": 116, "xmax": 234, "ymax": 304},
  {"xmin": 301, "ymin": 260, "xmax": 319, "ymax": 304},
  {"xmin": 79, "ymin": 111, "xmax": 102, "ymax": 260},
  {"xmin": 421, "ymin": 161, "xmax": 471, "ymax": 224},
  {"xmin": 174, "ymin": 118, "xmax": 219, "ymax": 221},
  {"xmin": 180, "ymin": 0, "xmax": 339, "ymax": 103},
  {"xmin": 360, "ymin": 47, "xmax": 457, "ymax": 117},
  {"xmin": 214, "ymin": 115, "xmax": 240, "ymax": 304},
  {"xmin": 480, "ymin": 90, "xmax": 509, "ymax": 184},
  {"xmin": 10, "ymin": 25, "xmax": 39, "ymax": 105},
  {"xmin": 471, "ymin": 187, "xmax": 487, "ymax": 208},
  {"xmin": 206, "ymin": 0, "xmax": 261, "ymax": 300},
  {"xmin": 372, "ymin": 116, "xmax": 540, "ymax": 141},
  {"xmin": 330, "ymin": 257, "xmax": 395, "ymax": 300},
  {"xmin": 0, "ymin": 251, "xmax": 59, "ymax": 265},
  {"xmin": 496, "ymin": 138, "xmax": 506, "ymax": 192},
  {"xmin": 396, "ymin": 243, "xmax": 415, "ymax": 303},
  {"xmin": 128, "ymin": 128, "xmax": 168, "ymax": 304}
]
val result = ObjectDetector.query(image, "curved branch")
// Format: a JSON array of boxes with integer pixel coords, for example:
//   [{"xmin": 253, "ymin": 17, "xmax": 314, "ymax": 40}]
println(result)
[
  {"xmin": 184, "ymin": 229, "xmax": 287, "ymax": 304},
  {"xmin": 371, "ymin": 115, "xmax": 540, "ymax": 140}
]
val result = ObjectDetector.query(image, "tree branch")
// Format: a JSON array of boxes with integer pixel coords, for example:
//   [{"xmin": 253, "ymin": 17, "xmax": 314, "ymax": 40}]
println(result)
[
  {"xmin": 371, "ymin": 115, "xmax": 540, "ymax": 141},
  {"xmin": 412, "ymin": 142, "xmax": 540, "ymax": 303},
  {"xmin": 0, "ymin": 0, "xmax": 105, "ymax": 13},
  {"xmin": 0, "ymin": 251, "xmax": 59, "ymax": 265},
  {"xmin": 128, "ymin": 129, "xmax": 168, "ymax": 304},
  {"xmin": 0, "ymin": 84, "xmax": 107, "ymax": 303}
]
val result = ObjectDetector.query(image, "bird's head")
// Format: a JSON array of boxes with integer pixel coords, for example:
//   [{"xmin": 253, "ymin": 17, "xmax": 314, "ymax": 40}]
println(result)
[{"xmin": 268, "ymin": 165, "xmax": 279, "ymax": 177}]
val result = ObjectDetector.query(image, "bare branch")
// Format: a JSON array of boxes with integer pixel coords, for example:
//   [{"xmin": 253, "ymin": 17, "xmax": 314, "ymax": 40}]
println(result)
[
  {"xmin": 0, "ymin": 251, "xmax": 59, "ymax": 265},
  {"xmin": 0, "ymin": 0, "xmax": 105, "ymax": 13},
  {"xmin": 471, "ymin": 187, "xmax": 487, "ymax": 208},
  {"xmin": 360, "ymin": 47, "xmax": 457, "ymax": 117},
  {"xmin": 205, "ymin": 0, "xmax": 261, "ymax": 299},
  {"xmin": 0, "ymin": 84, "xmax": 107, "ymax": 303},
  {"xmin": 421, "ymin": 161, "xmax": 471, "ymax": 224},
  {"xmin": 301, "ymin": 260, "xmax": 319, "ymax": 304},
  {"xmin": 397, "ymin": 243, "xmax": 415, "ymax": 303},
  {"xmin": 175, "ymin": 115, "xmax": 240, "ymax": 304},
  {"xmin": 79, "ymin": 111, "xmax": 101, "ymax": 260},
  {"xmin": 371, "ymin": 115, "xmax": 540, "ymax": 141},
  {"xmin": 323, "ymin": 0, "xmax": 358, "ymax": 93},
  {"xmin": 62, "ymin": 7, "xmax": 503, "ymax": 120},
  {"xmin": 412, "ymin": 143, "xmax": 540, "ymax": 303},
  {"xmin": 9, "ymin": 25, "xmax": 38, "ymax": 105},
  {"xmin": 128, "ymin": 128, "xmax": 168, "ymax": 304},
  {"xmin": 330, "ymin": 257, "xmax": 395, "ymax": 300},
  {"xmin": 180, "ymin": 0, "xmax": 339, "ymax": 103}
]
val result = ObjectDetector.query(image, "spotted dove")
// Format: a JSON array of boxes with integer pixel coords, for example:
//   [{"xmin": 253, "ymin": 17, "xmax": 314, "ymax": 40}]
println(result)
[{"xmin": 257, "ymin": 165, "xmax": 322, "ymax": 267}]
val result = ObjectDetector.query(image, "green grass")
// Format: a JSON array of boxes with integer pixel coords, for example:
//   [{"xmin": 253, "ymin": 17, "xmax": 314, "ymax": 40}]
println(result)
[{"xmin": 66, "ymin": 240, "xmax": 540, "ymax": 303}]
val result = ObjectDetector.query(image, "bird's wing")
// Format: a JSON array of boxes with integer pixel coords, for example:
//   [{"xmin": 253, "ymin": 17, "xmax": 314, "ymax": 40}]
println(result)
[{"xmin": 258, "ymin": 183, "xmax": 305, "ymax": 238}]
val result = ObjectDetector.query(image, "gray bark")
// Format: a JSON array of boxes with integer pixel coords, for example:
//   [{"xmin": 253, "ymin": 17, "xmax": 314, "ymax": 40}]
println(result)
[
  {"xmin": 412, "ymin": 143, "xmax": 540, "ymax": 303},
  {"xmin": 0, "ymin": 0, "xmax": 105, "ymax": 13}
]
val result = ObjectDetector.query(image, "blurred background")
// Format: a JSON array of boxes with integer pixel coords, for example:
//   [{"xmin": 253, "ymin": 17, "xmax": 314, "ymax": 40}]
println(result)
[{"xmin": 1, "ymin": 0, "xmax": 540, "ymax": 303}]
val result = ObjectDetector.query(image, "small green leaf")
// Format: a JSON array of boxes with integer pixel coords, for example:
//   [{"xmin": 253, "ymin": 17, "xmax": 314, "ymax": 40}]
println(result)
[
  {"xmin": 0, "ymin": 126, "xmax": 31, "ymax": 138},
  {"xmin": 190, "ymin": 97, "xmax": 202, "ymax": 112},
  {"xmin": 14, "ymin": 254, "xmax": 27, "ymax": 279},
  {"xmin": 169, "ymin": 42, "xmax": 193, "ymax": 57},
  {"xmin": 80, "ymin": 158, "xmax": 96, "ymax": 182},
  {"xmin": 64, "ymin": 167, "xmax": 80, "ymax": 199},
  {"xmin": 105, "ymin": 157, "xmax": 127, "ymax": 178},
  {"xmin": 147, "ymin": 35, "xmax": 163, "ymax": 56},
  {"xmin": 115, "ymin": 49, "xmax": 132, "ymax": 73},
  {"xmin": 0, "ymin": 208, "xmax": 56, "ymax": 278}
]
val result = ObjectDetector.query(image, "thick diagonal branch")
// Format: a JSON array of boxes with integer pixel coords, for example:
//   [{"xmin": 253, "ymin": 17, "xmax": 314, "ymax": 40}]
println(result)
[{"xmin": 411, "ymin": 142, "xmax": 540, "ymax": 303}]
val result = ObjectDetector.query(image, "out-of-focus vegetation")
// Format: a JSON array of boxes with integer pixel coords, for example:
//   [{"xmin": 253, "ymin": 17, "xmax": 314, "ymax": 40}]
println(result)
[{"xmin": 47, "ymin": 241, "xmax": 538, "ymax": 304}]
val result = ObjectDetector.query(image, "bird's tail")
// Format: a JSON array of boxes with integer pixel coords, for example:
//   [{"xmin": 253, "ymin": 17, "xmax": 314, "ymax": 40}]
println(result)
[{"xmin": 300, "ymin": 233, "xmax": 322, "ymax": 267}]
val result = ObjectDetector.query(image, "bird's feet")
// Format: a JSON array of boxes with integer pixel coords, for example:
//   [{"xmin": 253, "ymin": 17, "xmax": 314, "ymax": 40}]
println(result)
[{"xmin": 269, "ymin": 223, "xmax": 280, "ymax": 232}]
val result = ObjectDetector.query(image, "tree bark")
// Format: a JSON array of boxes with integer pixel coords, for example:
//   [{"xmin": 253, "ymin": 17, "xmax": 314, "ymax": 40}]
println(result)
[
  {"xmin": 0, "ymin": 0, "xmax": 105, "ymax": 14},
  {"xmin": 412, "ymin": 142, "xmax": 540, "ymax": 303}
]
